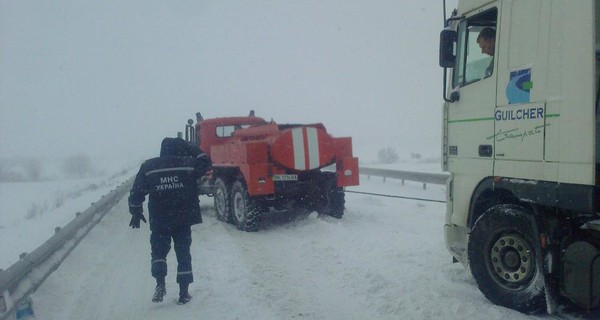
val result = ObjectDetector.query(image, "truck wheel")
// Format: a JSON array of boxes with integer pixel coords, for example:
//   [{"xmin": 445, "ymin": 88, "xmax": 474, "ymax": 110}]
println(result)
[
  {"xmin": 214, "ymin": 178, "xmax": 232, "ymax": 223},
  {"xmin": 230, "ymin": 180, "xmax": 261, "ymax": 232},
  {"xmin": 468, "ymin": 204, "xmax": 546, "ymax": 314},
  {"xmin": 316, "ymin": 174, "xmax": 345, "ymax": 219},
  {"xmin": 323, "ymin": 187, "xmax": 345, "ymax": 218}
]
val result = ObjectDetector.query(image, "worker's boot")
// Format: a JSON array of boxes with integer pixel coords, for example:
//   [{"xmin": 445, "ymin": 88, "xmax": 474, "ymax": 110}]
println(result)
[
  {"xmin": 152, "ymin": 278, "xmax": 166, "ymax": 303},
  {"xmin": 177, "ymin": 282, "xmax": 192, "ymax": 305}
]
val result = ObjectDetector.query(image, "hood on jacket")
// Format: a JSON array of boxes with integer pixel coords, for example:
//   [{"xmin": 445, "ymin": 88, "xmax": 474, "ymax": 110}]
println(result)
[{"xmin": 160, "ymin": 138, "xmax": 198, "ymax": 157}]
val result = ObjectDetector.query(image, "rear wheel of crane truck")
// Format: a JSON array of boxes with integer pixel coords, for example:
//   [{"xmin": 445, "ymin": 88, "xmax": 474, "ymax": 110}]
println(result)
[
  {"xmin": 468, "ymin": 204, "xmax": 547, "ymax": 314},
  {"xmin": 316, "ymin": 172, "xmax": 345, "ymax": 219},
  {"xmin": 230, "ymin": 179, "xmax": 261, "ymax": 232},
  {"xmin": 214, "ymin": 177, "xmax": 233, "ymax": 223}
]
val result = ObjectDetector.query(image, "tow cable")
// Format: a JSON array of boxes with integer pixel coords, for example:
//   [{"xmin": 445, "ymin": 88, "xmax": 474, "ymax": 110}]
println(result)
[{"xmin": 345, "ymin": 190, "xmax": 446, "ymax": 203}]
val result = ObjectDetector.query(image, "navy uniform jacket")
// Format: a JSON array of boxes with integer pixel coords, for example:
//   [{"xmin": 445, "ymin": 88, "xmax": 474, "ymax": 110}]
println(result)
[{"xmin": 128, "ymin": 138, "xmax": 210, "ymax": 232}]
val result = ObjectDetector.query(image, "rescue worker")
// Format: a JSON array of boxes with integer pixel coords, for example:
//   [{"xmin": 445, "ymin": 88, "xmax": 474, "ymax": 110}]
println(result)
[{"xmin": 128, "ymin": 137, "xmax": 211, "ymax": 305}]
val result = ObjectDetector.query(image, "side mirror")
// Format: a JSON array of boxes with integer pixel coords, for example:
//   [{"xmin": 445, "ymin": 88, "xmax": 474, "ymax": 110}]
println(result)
[{"xmin": 439, "ymin": 29, "xmax": 457, "ymax": 68}]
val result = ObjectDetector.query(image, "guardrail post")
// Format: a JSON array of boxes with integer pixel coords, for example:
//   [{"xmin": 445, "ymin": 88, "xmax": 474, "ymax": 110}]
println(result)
[
  {"xmin": 14, "ymin": 296, "xmax": 34, "ymax": 319},
  {"xmin": 423, "ymin": 183, "xmax": 426, "ymax": 190}
]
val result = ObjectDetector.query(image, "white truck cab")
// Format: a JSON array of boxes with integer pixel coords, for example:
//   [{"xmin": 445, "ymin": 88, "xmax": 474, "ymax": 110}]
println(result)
[{"xmin": 440, "ymin": 0, "xmax": 599, "ymax": 313}]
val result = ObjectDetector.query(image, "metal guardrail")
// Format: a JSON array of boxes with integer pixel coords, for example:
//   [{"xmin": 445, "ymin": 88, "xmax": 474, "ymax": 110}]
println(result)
[
  {"xmin": 359, "ymin": 167, "xmax": 449, "ymax": 189},
  {"xmin": 0, "ymin": 177, "xmax": 134, "ymax": 320}
]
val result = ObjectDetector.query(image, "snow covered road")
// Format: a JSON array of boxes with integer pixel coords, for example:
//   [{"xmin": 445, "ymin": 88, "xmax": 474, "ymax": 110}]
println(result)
[{"xmin": 30, "ymin": 177, "xmax": 555, "ymax": 319}]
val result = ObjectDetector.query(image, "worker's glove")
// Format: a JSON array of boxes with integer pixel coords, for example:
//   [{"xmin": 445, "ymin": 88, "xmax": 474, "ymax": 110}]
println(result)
[{"xmin": 129, "ymin": 213, "xmax": 147, "ymax": 229}]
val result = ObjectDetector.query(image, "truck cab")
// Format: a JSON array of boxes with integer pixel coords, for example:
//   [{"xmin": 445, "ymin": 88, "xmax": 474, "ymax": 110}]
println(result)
[{"xmin": 440, "ymin": 0, "xmax": 600, "ymax": 313}]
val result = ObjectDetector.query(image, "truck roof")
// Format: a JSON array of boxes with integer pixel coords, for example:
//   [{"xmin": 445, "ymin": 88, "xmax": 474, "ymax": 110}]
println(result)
[{"xmin": 199, "ymin": 116, "xmax": 268, "ymax": 127}]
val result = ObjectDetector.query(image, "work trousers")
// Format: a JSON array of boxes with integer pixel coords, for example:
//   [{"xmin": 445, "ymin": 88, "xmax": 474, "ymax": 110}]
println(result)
[{"xmin": 150, "ymin": 225, "xmax": 194, "ymax": 284}]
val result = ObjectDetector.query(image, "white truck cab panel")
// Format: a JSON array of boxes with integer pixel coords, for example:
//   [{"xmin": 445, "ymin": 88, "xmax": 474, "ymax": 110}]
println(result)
[{"xmin": 440, "ymin": 0, "xmax": 599, "ymax": 313}]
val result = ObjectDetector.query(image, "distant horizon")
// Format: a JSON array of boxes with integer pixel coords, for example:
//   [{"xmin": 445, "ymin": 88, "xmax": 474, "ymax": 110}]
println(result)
[{"xmin": 0, "ymin": 1, "xmax": 457, "ymax": 163}]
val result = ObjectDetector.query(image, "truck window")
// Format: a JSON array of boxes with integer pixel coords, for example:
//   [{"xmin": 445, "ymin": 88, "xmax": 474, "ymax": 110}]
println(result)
[
  {"xmin": 453, "ymin": 9, "xmax": 497, "ymax": 88},
  {"xmin": 216, "ymin": 125, "xmax": 236, "ymax": 137},
  {"xmin": 215, "ymin": 124, "xmax": 252, "ymax": 138}
]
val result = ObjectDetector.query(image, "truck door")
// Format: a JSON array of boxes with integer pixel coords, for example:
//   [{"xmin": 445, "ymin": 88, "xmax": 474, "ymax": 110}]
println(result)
[
  {"xmin": 490, "ymin": 0, "xmax": 596, "ymax": 186},
  {"xmin": 492, "ymin": 0, "xmax": 547, "ymax": 173},
  {"xmin": 446, "ymin": 7, "xmax": 498, "ymax": 180}
]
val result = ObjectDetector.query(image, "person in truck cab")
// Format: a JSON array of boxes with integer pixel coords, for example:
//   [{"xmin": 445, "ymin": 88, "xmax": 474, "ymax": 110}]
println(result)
[
  {"xmin": 477, "ymin": 27, "xmax": 496, "ymax": 78},
  {"xmin": 128, "ymin": 137, "xmax": 211, "ymax": 305}
]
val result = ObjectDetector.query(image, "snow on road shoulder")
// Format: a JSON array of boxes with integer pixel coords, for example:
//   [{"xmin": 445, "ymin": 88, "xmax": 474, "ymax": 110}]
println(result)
[
  {"xmin": 0, "ymin": 167, "xmax": 136, "ymax": 270},
  {"xmin": 31, "ymin": 175, "xmax": 546, "ymax": 320}
]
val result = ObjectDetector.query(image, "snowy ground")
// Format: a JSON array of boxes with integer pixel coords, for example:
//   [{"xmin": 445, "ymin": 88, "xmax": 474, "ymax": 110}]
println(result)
[
  {"xmin": 0, "ymin": 160, "xmax": 552, "ymax": 320},
  {"xmin": 2, "ymin": 159, "xmax": 589, "ymax": 319},
  {"xmin": 0, "ymin": 158, "xmax": 438, "ymax": 271}
]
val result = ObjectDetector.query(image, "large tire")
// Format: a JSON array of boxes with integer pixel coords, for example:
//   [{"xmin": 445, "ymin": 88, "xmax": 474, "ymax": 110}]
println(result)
[
  {"xmin": 316, "ymin": 173, "xmax": 345, "ymax": 219},
  {"xmin": 321, "ymin": 187, "xmax": 345, "ymax": 218},
  {"xmin": 230, "ymin": 180, "xmax": 261, "ymax": 232},
  {"xmin": 468, "ymin": 204, "xmax": 546, "ymax": 314},
  {"xmin": 214, "ymin": 177, "xmax": 232, "ymax": 223}
]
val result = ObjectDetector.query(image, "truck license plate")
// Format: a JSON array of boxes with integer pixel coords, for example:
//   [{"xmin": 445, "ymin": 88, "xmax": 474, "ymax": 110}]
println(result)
[{"xmin": 272, "ymin": 174, "xmax": 298, "ymax": 181}]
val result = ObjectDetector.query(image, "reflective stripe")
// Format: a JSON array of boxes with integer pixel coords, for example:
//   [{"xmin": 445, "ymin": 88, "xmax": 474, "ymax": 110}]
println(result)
[
  {"xmin": 177, "ymin": 271, "xmax": 193, "ymax": 275},
  {"xmin": 306, "ymin": 127, "xmax": 320, "ymax": 169},
  {"xmin": 145, "ymin": 167, "xmax": 194, "ymax": 176},
  {"xmin": 152, "ymin": 259, "xmax": 167, "ymax": 264},
  {"xmin": 291, "ymin": 127, "xmax": 321, "ymax": 170},
  {"xmin": 129, "ymin": 204, "xmax": 142, "ymax": 208},
  {"xmin": 291, "ymin": 128, "xmax": 305, "ymax": 170}
]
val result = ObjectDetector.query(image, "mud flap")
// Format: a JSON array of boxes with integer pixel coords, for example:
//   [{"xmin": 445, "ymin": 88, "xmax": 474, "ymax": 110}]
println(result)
[
  {"xmin": 527, "ymin": 215, "xmax": 556, "ymax": 314},
  {"xmin": 562, "ymin": 241, "xmax": 600, "ymax": 310}
]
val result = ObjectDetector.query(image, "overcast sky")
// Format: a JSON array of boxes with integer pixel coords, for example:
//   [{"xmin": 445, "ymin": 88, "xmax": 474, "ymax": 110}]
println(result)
[{"xmin": 0, "ymin": 0, "xmax": 458, "ymax": 163}]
